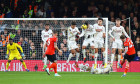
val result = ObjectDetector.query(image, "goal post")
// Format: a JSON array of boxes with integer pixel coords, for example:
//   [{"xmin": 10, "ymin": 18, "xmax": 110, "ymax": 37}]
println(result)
[{"xmin": 0, "ymin": 18, "xmax": 110, "ymax": 72}]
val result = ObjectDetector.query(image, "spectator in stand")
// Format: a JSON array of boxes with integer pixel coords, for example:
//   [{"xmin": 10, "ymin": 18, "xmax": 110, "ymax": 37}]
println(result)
[
  {"xmin": 36, "ymin": 6, "xmax": 46, "ymax": 18},
  {"xmin": 18, "ymin": 37, "xmax": 29, "ymax": 56},
  {"xmin": 29, "ymin": 45, "xmax": 37, "ymax": 59},
  {"xmin": 14, "ymin": 29, "xmax": 23, "ymax": 43},
  {"xmin": 22, "ymin": 10, "xmax": 29, "ymax": 18},
  {"xmin": 62, "ymin": 47, "xmax": 69, "ymax": 60},
  {"xmin": 134, "ymin": 22, "xmax": 140, "ymax": 36},
  {"xmin": 30, "ymin": 31, "xmax": 39, "ymax": 47},
  {"xmin": 34, "ymin": 25, "xmax": 39, "ymax": 35},
  {"xmin": 46, "ymin": 6, "xmax": 54, "ymax": 18},
  {"xmin": 134, "ymin": 37, "xmax": 140, "ymax": 55},
  {"xmin": 0, "ymin": 35, "xmax": 7, "ymax": 59},
  {"xmin": 131, "ymin": 30, "xmax": 137, "ymax": 43},
  {"xmin": 39, "ymin": 23, "xmax": 44, "ymax": 29}
]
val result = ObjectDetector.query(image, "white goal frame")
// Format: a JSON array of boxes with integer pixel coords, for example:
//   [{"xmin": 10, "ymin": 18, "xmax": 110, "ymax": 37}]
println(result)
[{"xmin": 0, "ymin": 18, "xmax": 109, "ymax": 63}]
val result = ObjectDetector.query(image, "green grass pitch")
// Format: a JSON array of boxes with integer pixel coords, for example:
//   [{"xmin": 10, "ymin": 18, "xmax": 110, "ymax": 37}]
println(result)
[{"xmin": 0, "ymin": 72, "xmax": 140, "ymax": 84}]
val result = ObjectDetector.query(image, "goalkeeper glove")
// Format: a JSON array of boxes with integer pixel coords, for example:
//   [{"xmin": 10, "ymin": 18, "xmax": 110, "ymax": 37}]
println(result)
[
  {"xmin": 5, "ymin": 54, "xmax": 8, "ymax": 59},
  {"xmin": 21, "ymin": 53, "xmax": 25, "ymax": 57}
]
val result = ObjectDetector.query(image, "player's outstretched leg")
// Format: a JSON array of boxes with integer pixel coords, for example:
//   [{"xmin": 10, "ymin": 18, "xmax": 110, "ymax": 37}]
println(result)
[
  {"xmin": 5, "ymin": 60, "xmax": 11, "ymax": 72},
  {"xmin": 46, "ymin": 62, "xmax": 61, "ymax": 76},
  {"xmin": 121, "ymin": 61, "xmax": 129, "ymax": 77},
  {"xmin": 20, "ymin": 59, "xmax": 29, "ymax": 72}
]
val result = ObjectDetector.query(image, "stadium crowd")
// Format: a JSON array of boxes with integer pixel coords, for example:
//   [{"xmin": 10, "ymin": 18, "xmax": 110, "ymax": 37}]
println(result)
[{"xmin": 0, "ymin": 0, "xmax": 140, "ymax": 61}]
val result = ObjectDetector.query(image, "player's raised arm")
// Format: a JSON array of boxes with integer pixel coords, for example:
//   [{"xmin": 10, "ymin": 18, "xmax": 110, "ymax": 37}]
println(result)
[{"xmin": 122, "ymin": 27, "xmax": 130, "ymax": 38}]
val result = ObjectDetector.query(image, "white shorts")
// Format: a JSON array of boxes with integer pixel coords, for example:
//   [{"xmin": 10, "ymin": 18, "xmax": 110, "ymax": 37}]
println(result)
[
  {"xmin": 68, "ymin": 41, "xmax": 79, "ymax": 50},
  {"xmin": 94, "ymin": 40, "xmax": 104, "ymax": 48},
  {"xmin": 112, "ymin": 39, "xmax": 123, "ymax": 49},
  {"xmin": 83, "ymin": 38, "xmax": 94, "ymax": 46}
]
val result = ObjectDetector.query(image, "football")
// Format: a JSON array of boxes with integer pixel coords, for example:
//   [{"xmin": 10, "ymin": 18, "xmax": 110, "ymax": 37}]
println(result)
[{"xmin": 81, "ymin": 24, "xmax": 88, "ymax": 29}]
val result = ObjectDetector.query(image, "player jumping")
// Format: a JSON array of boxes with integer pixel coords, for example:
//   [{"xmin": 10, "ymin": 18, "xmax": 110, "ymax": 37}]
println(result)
[
  {"xmin": 5, "ymin": 38, "xmax": 29, "ymax": 72},
  {"xmin": 41, "ymin": 23, "xmax": 53, "ymax": 69},
  {"xmin": 43, "ymin": 31, "xmax": 62, "ymax": 76},
  {"xmin": 93, "ymin": 18, "xmax": 107, "ymax": 69},
  {"xmin": 79, "ymin": 22, "xmax": 96, "ymax": 63},
  {"xmin": 66, "ymin": 22, "xmax": 80, "ymax": 65},
  {"xmin": 119, "ymin": 35, "xmax": 136, "ymax": 77},
  {"xmin": 109, "ymin": 18, "xmax": 130, "ymax": 68}
]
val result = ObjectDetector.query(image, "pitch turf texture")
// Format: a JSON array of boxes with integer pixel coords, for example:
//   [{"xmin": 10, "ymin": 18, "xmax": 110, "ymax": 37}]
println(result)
[{"xmin": 0, "ymin": 72, "xmax": 140, "ymax": 84}]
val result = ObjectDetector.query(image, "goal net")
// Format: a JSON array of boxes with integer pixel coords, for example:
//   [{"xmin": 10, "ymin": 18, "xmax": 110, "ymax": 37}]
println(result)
[{"xmin": 0, "ymin": 18, "xmax": 121, "ymax": 72}]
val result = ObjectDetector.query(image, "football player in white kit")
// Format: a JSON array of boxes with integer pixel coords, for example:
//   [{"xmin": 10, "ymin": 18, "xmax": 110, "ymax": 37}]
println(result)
[
  {"xmin": 76, "ymin": 63, "xmax": 111, "ymax": 74},
  {"xmin": 94, "ymin": 18, "xmax": 107, "ymax": 69},
  {"xmin": 41, "ymin": 23, "xmax": 53, "ymax": 69},
  {"xmin": 79, "ymin": 22, "xmax": 96, "ymax": 63},
  {"xmin": 109, "ymin": 18, "xmax": 130, "ymax": 68},
  {"xmin": 66, "ymin": 22, "xmax": 80, "ymax": 65}
]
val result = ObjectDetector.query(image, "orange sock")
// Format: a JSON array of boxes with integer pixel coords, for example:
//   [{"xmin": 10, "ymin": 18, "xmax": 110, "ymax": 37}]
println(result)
[
  {"xmin": 54, "ymin": 63, "xmax": 57, "ymax": 73},
  {"xmin": 49, "ymin": 63, "xmax": 55, "ymax": 69},
  {"xmin": 49, "ymin": 63, "xmax": 57, "ymax": 73},
  {"xmin": 124, "ymin": 66, "xmax": 129, "ymax": 75}
]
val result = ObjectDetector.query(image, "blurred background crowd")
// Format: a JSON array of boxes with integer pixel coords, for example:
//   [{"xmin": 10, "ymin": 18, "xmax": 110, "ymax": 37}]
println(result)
[{"xmin": 0, "ymin": 0, "xmax": 140, "ymax": 61}]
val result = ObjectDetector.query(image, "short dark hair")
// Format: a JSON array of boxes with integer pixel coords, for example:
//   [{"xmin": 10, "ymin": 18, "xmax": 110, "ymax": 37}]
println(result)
[
  {"xmin": 9, "ymin": 38, "xmax": 13, "ymax": 40},
  {"xmin": 45, "ymin": 23, "xmax": 49, "ymax": 26},
  {"xmin": 116, "ymin": 18, "xmax": 121, "ymax": 21},
  {"xmin": 71, "ymin": 22, "xmax": 76, "ymax": 25},
  {"xmin": 53, "ymin": 30, "xmax": 58, "ymax": 34},
  {"xmin": 84, "ymin": 21, "xmax": 88, "ymax": 25},
  {"xmin": 120, "ymin": 35, "xmax": 126, "ymax": 39},
  {"xmin": 98, "ymin": 18, "xmax": 103, "ymax": 21}
]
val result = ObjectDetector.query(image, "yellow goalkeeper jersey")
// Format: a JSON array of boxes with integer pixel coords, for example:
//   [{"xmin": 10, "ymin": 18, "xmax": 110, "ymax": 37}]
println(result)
[{"xmin": 7, "ymin": 42, "xmax": 23, "ymax": 55}]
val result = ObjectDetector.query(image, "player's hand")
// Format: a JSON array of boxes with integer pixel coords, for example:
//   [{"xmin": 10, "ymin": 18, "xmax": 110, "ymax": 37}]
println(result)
[
  {"xmin": 58, "ymin": 50, "xmax": 62, "ymax": 53},
  {"xmin": 21, "ymin": 53, "xmax": 25, "ymax": 57},
  {"xmin": 103, "ymin": 34, "xmax": 106, "ymax": 38},
  {"xmin": 5, "ymin": 54, "xmax": 8, "ymax": 59},
  {"xmin": 113, "ymin": 38, "xmax": 115, "ymax": 41},
  {"xmin": 75, "ymin": 38, "xmax": 79, "ymax": 41},
  {"xmin": 42, "ymin": 53, "xmax": 46, "ymax": 58},
  {"xmin": 76, "ymin": 35, "xmax": 79, "ymax": 38}
]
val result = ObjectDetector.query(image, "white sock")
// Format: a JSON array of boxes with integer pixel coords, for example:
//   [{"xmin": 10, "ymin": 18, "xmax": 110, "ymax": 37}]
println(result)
[
  {"xmin": 111, "ymin": 54, "xmax": 115, "ymax": 64},
  {"xmin": 76, "ymin": 53, "xmax": 80, "ymax": 62},
  {"xmin": 118, "ymin": 55, "xmax": 121, "ymax": 64},
  {"xmin": 94, "ymin": 53, "xmax": 98, "ymax": 64},
  {"xmin": 102, "ymin": 51, "xmax": 107, "ymax": 64},
  {"xmin": 44, "ymin": 57, "xmax": 47, "ymax": 65},
  {"xmin": 67, "ymin": 53, "xmax": 73, "ymax": 63},
  {"xmin": 82, "ymin": 49, "xmax": 86, "ymax": 58}
]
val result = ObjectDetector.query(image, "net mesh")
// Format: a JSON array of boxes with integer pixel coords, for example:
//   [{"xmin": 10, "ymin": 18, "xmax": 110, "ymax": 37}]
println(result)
[{"xmin": 0, "ymin": 18, "xmax": 120, "ymax": 71}]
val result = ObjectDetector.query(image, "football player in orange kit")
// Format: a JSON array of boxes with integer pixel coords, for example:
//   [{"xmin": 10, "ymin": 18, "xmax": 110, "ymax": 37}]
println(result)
[{"xmin": 119, "ymin": 35, "xmax": 136, "ymax": 77}]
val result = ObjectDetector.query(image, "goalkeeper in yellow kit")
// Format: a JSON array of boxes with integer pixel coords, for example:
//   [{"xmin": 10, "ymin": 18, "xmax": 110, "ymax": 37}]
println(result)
[{"xmin": 5, "ymin": 38, "xmax": 29, "ymax": 72}]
